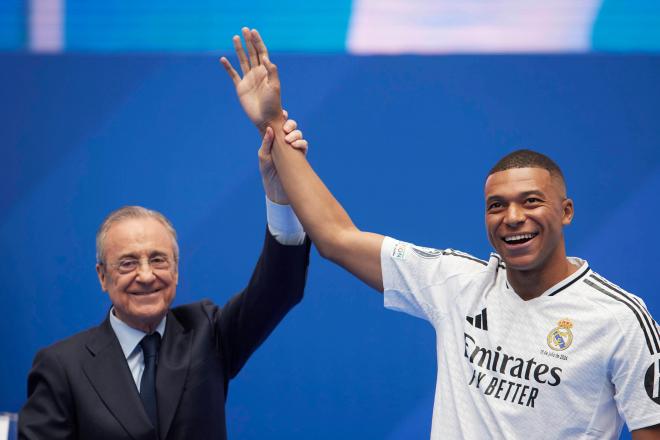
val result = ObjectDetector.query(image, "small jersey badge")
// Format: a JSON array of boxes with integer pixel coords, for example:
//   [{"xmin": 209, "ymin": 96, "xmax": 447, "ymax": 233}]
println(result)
[
  {"xmin": 644, "ymin": 360, "xmax": 660, "ymax": 404},
  {"xmin": 392, "ymin": 243, "xmax": 407, "ymax": 260},
  {"xmin": 547, "ymin": 319, "xmax": 574, "ymax": 351}
]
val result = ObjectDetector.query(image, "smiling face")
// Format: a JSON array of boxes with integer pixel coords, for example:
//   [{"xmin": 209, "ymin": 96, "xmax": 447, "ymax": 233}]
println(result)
[
  {"xmin": 96, "ymin": 217, "xmax": 178, "ymax": 333},
  {"xmin": 484, "ymin": 167, "xmax": 574, "ymax": 274}
]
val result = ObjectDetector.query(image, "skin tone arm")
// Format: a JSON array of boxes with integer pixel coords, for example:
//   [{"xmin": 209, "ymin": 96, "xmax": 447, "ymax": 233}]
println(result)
[
  {"xmin": 221, "ymin": 28, "xmax": 384, "ymax": 291},
  {"xmin": 632, "ymin": 425, "xmax": 660, "ymax": 440},
  {"xmin": 259, "ymin": 109, "xmax": 307, "ymax": 204}
]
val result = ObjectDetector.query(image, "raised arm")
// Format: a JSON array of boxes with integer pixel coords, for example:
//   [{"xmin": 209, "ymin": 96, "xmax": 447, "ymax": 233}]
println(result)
[{"xmin": 221, "ymin": 28, "xmax": 384, "ymax": 292}]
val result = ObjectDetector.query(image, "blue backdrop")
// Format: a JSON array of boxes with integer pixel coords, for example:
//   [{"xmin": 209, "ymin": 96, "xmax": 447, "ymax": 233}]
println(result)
[{"xmin": 1, "ymin": 53, "xmax": 659, "ymax": 439}]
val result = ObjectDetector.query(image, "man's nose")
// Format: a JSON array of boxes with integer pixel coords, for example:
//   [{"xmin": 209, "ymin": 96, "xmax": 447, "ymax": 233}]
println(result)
[
  {"xmin": 135, "ymin": 260, "xmax": 156, "ymax": 283},
  {"xmin": 504, "ymin": 204, "xmax": 525, "ymax": 226}
]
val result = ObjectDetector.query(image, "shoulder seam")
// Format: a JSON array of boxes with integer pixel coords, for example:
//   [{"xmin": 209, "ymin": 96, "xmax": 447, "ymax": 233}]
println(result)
[
  {"xmin": 590, "ymin": 273, "xmax": 660, "ymax": 350},
  {"xmin": 443, "ymin": 249, "xmax": 490, "ymax": 267},
  {"xmin": 583, "ymin": 275, "xmax": 659, "ymax": 355}
]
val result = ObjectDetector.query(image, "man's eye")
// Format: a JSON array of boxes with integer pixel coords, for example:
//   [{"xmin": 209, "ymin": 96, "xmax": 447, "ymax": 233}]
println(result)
[
  {"xmin": 526, "ymin": 198, "xmax": 542, "ymax": 204},
  {"xmin": 118, "ymin": 260, "xmax": 138, "ymax": 271},
  {"xmin": 488, "ymin": 202, "xmax": 502, "ymax": 210},
  {"xmin": 150, "ymin": 256, "xmax": 170, "ymax": 268}
]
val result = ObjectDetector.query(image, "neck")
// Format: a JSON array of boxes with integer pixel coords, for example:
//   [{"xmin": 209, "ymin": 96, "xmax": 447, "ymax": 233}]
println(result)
[
  {"xmin": 113, "ymin": 308, "xmax": 163, "ymax": 334},
  {"xmin": 507, "ymin": 254, "xmax": 578, "ymax": 301}
]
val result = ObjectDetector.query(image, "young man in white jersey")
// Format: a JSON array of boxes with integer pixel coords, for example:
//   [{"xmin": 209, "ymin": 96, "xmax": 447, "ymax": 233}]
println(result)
[{"xmin": 220, "ymin": 28, "xmax": 660, "ymax": 439}]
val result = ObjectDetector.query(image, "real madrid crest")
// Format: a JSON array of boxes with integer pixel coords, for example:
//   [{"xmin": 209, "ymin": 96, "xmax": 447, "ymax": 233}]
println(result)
[{"xmin": 547, "ymin": 319, "xmax": 574, "ymax": 351}]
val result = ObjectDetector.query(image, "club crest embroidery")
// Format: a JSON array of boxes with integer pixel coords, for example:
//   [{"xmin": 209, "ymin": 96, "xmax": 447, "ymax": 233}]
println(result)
[{"xmin": 547, "ymin": 319, "xmax": 574, "ymax": 351}]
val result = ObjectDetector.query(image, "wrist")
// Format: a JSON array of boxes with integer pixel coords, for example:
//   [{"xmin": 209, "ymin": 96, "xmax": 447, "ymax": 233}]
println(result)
[
  {"xmin": 264, "ymin": 112, "xmax": 285, "ymax": 130},
  {"xmin": 256, "ymin": 121, "xmax": 268, "ymax": 137},
  {"xmin": 264, "ymin": 187, "xmax": 289, "ymax": 205}
]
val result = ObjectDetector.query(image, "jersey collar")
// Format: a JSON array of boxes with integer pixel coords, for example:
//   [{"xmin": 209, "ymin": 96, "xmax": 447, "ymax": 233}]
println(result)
[{"xmin": 503, "ymin": 257, "xmax": 591, "ymax": 299}]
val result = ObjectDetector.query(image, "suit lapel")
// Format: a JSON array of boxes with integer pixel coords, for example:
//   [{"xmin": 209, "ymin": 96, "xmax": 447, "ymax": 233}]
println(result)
[
  {"xmin": 82, "ymin": 316, "xmax": 156, "ymax": 440},
  {"xmin": 156, "ymin": 311, "xmax": 192, "ymax": 440}
]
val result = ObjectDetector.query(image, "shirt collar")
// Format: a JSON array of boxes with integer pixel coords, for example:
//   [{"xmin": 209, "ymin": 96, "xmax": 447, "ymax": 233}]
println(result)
[
  {"xmin": 109, "ymin": 308, "xmax": 167, "ymax": 360},
  {"xmin": 502, "ymin": 257, "xmax": 590, "ymax": 298}
]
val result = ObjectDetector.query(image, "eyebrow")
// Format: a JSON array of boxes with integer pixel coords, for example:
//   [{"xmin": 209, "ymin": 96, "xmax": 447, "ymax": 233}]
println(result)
[
  {"xmin": 115, "ymin": 250, "xmax": 170, "ymax": 261},
  {"xmin": 116, "ymin": 252, "xmax": 139, "ymax": 261},
  {"xmin": 486, "ymin": 190, "xmax": 546, "ymax": 204}
]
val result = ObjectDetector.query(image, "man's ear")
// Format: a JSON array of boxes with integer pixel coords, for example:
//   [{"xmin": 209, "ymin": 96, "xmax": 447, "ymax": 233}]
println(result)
[
  {"xmin": 96, "ymin": 263, "xmax": 108, "ymax": 292},
  {"xmin": 562, "ymin": 198, "xmax": 574, "ymax": 226}
]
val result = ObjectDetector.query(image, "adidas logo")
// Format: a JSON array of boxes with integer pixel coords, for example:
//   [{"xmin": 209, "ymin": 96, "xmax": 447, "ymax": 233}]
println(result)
[{"xmin": 466, "ymin": 308, "xmax": 488, "ymax": 330}]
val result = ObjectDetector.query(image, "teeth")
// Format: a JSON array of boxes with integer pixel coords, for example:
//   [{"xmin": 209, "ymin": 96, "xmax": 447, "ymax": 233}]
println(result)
[{"xmin": 505, "ymin": 233, "xmax": 535, "ymax": 242}]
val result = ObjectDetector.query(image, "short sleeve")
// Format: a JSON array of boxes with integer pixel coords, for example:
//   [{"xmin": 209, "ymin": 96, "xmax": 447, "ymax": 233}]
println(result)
[
  {"xmin": 381, "ymin": 236, "xmax": 487, "ymax": 323},
  {"xmin": 610, "ymin": 296, "xmax": 660, "ymax": 431}
]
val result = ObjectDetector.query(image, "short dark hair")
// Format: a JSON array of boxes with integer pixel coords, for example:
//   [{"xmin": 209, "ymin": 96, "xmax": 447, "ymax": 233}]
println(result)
[{"xmin": 488, "ymin": 149, "xmax": 566, "ymax": 192}]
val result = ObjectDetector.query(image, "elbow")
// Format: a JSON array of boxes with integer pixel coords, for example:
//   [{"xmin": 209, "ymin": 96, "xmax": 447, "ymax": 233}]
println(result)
[
  {"xmin": 313, "ymin": 228, "xmax": 351, "ymax": 264},
  {"xmin": 315, "ymin": 241, "xmax": 335, "ymax": 261}
]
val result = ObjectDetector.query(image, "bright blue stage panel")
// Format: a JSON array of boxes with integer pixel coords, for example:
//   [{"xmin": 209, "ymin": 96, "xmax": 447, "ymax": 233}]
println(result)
[{"xmin": 1, "ymin": 53, "xmax": 659, "ymax": 439}]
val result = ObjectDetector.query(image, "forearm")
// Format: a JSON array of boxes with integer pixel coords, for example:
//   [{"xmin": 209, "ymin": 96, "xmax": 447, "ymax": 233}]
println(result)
[
  {"xmin": 269, "ymin": 119, "xmax": 358, "ymax": 262},
  {"xmin": 218, "ymin": 228, "xmax": 311, "ymax": 377}
]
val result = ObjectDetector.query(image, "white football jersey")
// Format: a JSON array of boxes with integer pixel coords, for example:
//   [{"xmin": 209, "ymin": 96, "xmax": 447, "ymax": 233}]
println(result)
[{"xmin": 381, "ymin": 237, "xmax": 660, "ymax": 439}]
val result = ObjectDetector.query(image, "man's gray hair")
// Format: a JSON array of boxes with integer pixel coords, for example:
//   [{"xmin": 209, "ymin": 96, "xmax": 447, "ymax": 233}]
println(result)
[{"xmin": 96, "ymin": 206, "xmax": 179, "ymax": 265}]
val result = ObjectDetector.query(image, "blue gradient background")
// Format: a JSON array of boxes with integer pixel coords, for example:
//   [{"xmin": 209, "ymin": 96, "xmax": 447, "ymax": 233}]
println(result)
[{"xmin": 2, "ymin": 52, "xmax": 660, "ymax": 439}]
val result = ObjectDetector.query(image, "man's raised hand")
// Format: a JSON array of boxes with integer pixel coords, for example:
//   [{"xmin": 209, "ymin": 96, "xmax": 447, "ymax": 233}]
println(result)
[{"xmin": 220, "ymin": 28, "xmax": 283, "ymax": 135}]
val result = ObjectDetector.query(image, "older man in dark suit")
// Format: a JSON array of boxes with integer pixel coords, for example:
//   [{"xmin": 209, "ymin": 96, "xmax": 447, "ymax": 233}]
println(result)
[{"xmin": 18, "ymin": 112, "xmax": 311, "ymax": 438}]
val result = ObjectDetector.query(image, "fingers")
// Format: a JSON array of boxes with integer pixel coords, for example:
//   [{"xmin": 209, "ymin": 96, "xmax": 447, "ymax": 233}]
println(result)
[
  {"xmin": 282, "ymin": 109, "xmax": 288, "ymax": 120},
  {"xmin": 280, "ymin": 116, "xmax": 307, "ymax": 153},
  {"xmin": 229, "ymin": 27, "xmax": 271, "ymax": 78},
  {"xmin": 290, "ymin": 139, "xmax": 308, "ymax": 154},
  {"xmin": 242, "ymin": 27, "xmax": 259, "ymax": 68},
  {"xmin": 219, "ymin": 57, "xmax": 241, "ymax": 86},
  {"xmin": 232, "ymin": 35, "xmax": 249, "ymax": 75},
  {"xmin": 283, "ymin": 119, "xmax": 297, "ymax": 134},
  {"xmin": 285, "ymin": 129, "xmax": 303, "ymax": 143},
  {"xmin": 263, "ymin": 58, "xmax": 279, "ymax": 83},
  {"xmin": 251, "ymin": 29, "xmax": 270, "ymax": 64}
]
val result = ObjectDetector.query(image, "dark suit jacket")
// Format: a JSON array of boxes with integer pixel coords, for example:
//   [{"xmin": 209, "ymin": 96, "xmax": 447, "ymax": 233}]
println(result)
[{"xmin": 19, "ymin": 229, "xmax": 311, "ymax": 440}]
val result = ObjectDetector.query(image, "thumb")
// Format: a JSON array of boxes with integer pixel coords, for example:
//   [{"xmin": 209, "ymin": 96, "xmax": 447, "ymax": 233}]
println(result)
[{"xmin": 259, "ymin": 126, "xmax": 274, "ymax": 158}]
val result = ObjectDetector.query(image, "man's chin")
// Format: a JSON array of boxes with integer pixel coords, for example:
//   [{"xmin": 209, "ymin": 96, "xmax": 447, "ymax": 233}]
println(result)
[
  {"xmin": 499, "ymin": 254, "xmax": 540, "ymax": 272},
  {"xmin": 128, "ymin": 312, "xmax": 167, "ymax": 332},
  {"xmin": 117, "ymin": 303, "xmax": 169, "ymax": 330}
]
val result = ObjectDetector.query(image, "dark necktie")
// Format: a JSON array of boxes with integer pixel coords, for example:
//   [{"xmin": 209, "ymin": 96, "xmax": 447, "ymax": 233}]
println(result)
[{"xmin": 139, "ymin": 332, "xmax": 161, "ymax": 432}]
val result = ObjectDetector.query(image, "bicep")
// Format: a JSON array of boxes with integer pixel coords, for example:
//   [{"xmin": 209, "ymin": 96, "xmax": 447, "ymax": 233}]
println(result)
[{"xmin": 328, "ymin": 229, "xmax": 385, "ymax": 293}]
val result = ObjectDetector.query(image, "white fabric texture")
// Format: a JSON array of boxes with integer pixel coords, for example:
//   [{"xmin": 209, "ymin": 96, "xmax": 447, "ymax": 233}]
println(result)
[{"xmin": 266, "ymin": 197, "xmax": 305, "ymax": 246}]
